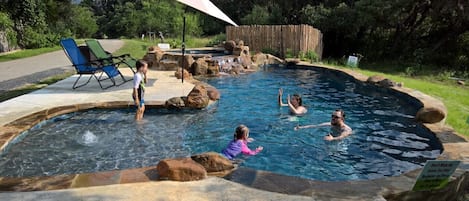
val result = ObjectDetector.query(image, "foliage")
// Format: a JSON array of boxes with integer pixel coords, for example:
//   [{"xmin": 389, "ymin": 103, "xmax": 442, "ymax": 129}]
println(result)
[
  {"xmin": 71, "ymin": 6, "xmax": 98, "ymax": 38},
  {"xmin": 0, "ymin": 0, "xmax": 96, "ymax": 49},
  {"xmin": 261, "ymin": 48, "xmax": 279, "ymax": 57},
  {"xmin": 0, "ymin": 12, "xmax": 16, "ymax": 47},
  {"xmin": 285, "ymin": 48, "xmax": 294, "ymax": 58},
  {"xmin": 241, "ymin": 5, "xmax": 271, "ymax": 25},
  {"xmin": 82, "ymin": 0, "xmax": 201, "ymax": 39},
  {"xmin": 207, "ymin": 33, "xmax": 226, "ymax": 47},
  {"xmin": 306, "ymin": 50, "xmax": 319, "ymax": 63}
]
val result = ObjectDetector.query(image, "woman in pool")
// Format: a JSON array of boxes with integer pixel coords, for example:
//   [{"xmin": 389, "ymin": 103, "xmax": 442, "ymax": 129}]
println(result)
[
  {"xmin": 278, "ymin": 88, "xmax": 307, "ymax": 115},
  {"xmin": 221, "ymin": 125, "xmax": 263, "ymax": 160}
]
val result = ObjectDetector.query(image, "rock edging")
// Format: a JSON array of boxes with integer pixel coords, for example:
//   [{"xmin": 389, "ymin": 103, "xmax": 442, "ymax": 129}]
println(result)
[{"xmin": 156, "ymin": 152, "xmax": 235, "ymax": 182}]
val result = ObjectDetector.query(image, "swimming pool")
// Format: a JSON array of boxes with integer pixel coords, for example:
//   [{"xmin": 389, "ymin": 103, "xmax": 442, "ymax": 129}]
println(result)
[{"xmin": 0, "ymin": 67, "xmax": 442, "ymax": 181}]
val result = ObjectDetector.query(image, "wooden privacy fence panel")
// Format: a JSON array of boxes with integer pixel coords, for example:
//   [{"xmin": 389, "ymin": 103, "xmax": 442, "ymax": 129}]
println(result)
[{"xmin": 226, "ymin": 25, "xmax": 323, "ymax": 59}]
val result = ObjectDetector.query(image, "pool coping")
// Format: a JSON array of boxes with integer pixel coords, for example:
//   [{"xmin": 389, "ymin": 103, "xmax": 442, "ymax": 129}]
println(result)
[{"xmin": 0, "ymin": 65, "xmax": 468, "ymax": 200}]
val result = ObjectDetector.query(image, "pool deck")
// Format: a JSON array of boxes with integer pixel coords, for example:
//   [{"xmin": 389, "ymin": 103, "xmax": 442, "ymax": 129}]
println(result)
[{"xmin": 0, "ymin": 68, "xmax": 195, "ymax": 127}]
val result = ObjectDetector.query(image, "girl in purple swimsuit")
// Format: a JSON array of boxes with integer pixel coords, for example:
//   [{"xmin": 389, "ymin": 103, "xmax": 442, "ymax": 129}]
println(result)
[{"xmin": 221, "ymin": 125, "xmax": 263, "ymax": 160}]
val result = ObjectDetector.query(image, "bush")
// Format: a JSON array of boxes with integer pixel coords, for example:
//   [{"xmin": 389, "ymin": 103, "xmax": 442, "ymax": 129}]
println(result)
[
  {"xmin": 0, "ymin": 12, "xmax": 17, "ymax": 48},
  {"xmin": 306, "ymin": 50, "xmax": 318, "ymax": 63},
  {"xmin": 207, "ymin": 33, "xmax": 226, "ymax": 47},
  {"xmin": 285, "ymin": 48, "xmax": 294, "ymax": 58},
  {"xmin": 261, "ymin": 48, "xmax": 280, "ymax": 57}
]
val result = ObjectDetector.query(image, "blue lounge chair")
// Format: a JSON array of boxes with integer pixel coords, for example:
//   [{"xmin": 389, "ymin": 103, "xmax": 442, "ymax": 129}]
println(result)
[{"xmin": 60, "ymin": 38, "xmax": 130, "ymax": 89}]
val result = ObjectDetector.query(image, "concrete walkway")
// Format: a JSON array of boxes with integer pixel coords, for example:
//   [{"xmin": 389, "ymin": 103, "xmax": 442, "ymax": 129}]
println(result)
[
  {"xmin": 0, "ymin": 39, "xmax": 124, "ymax": 91},
  {"xmin": 0, "ymin": 177, "xmax": 315, "ymax": 201},
  {"xmin": 0, "ymin": 69, "xmax": 194, "ymax": 127}
]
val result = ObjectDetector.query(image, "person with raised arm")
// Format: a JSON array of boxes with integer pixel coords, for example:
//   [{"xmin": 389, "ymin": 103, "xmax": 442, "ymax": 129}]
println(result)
[{"xmin": 278, "ymin": 88, "xmax": 307, "ymax": 115}]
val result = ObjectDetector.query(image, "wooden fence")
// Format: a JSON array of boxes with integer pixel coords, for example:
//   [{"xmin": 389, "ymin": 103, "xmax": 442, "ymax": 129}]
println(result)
[{"xmin": 226, "ymin": 24, "xmax": 323, "ymax": 59}]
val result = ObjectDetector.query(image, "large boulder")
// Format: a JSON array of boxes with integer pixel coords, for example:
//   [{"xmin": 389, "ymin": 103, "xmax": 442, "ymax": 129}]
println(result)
[
  {"xmin": 143, "ymin": 46, "xmax": 165, "ymax": 68},
  {"xmin": 175, "ymin": 68, "xmax": 192, "ymax": 80},
  {"xmin": 224, "ymin": 40, "xmax": 236, "ymax": 52},
  {"xmin": 191, "ymin": 58, "xmax": 209, "ymax": 75},
  {"xmin": 233, "ymin": 45, "xmax": 250, "ymax": 57},
  {"xmin": 165, "ymin": 97, "xmax": 186, "ymax": 109},
  {"xmin": 378, "ymin": 78, "xmax": 396, "ymax": 87},
  {"xmin": 180, "ymin": 55, "xmax": 194, "ymax": 70},
  {"xmin": 185, "ymin": 85, "xmax": 210, "ymax": 109},
  {"xmin": 239, "ymin": 55, "xmax": 253, "ymax": 68},
  {"xmin": 252, "ymin": 52, "xmax": 268, "ymax": 66},
  {"xmin": 266, "ymin": 54, "xmax": 284, "ymax": 65},
  {"xmin": 206, "ymin": 60, "xmax": 220, "ymax": 76},
  {"xmin": 158, "ymin": 60, "xmax": 179, "ymax": 71},
  {"xmin": 366, "ymin": 75, "xmax": 386, "ymax": 84},
  {"xmin": 191, "ymin": 152, "xmax": 234, "ymax": 173},
  {"xmin": 415, "ymin": 107, "xmax": 446, "ymax": 124},
  {"xmin": 157, "ymin": 158, "xmax": 207, "ymax": 181},
  {"xmin": 230, "ymin": 64, "xmax": 244, "ymax": 75},
  {"xmin": 206, "ymin": 86, "xmax": 221, "ymax": 101}
]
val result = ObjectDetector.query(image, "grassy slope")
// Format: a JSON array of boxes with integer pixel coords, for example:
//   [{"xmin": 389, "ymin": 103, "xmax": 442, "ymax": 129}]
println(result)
[{"xmin": 112, "ymin": 37, "xmax": 215, "ymax": 59}]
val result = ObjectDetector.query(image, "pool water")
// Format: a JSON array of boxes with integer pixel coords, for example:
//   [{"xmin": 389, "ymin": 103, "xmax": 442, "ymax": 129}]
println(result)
[{"xmin": 0, "ymin": 67, "xmax": 442, "ymax": 180}]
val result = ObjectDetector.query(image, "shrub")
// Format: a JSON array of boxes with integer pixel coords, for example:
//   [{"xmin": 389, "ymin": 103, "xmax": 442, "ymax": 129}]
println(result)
[
  {"xmin": 285, "ymin": 48, "xmax": 294, "ymax": 58},
  {"xmin": 261, "ymin": 48, "xmax": 279, "ymax": 57},
  {"xmin": 306, "ymin": 50, "xmax": 318, "ymax": 63},
  {"xmin": 207, "ymin": 33, "xmax": 226, "ymax": 47}
]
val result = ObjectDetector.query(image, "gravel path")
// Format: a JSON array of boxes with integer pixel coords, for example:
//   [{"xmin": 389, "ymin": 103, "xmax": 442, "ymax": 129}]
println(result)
[{"xmin": 0, "ymin": 39, "xmax": 124, "ymax": 92}]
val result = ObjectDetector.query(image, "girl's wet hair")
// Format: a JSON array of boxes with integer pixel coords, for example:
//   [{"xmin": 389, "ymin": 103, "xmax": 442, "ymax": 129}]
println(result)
[
  {"xmin": 234, "ymin": 124, "xmax": 249, "ymax": 140},
  {"xmin": 136, "ymin": 60, "xmax": 147, "ymax": 70},
  {"xmin": 292, "ymin": 94, "xmax": 303, "ymax": 106}
]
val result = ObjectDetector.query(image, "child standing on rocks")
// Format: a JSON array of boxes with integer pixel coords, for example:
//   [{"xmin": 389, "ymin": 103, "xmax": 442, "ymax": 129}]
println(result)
[
  {"xmin": 133, "ymin": 60, "xmax": 148, "ymax": 120},
  {"xmin": 221, "ymin": 125, "xmax": 263, "ymax": 160}
]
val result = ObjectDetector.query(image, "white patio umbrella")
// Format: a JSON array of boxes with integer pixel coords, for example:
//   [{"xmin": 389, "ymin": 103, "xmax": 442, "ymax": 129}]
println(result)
[
  {"xmin": 176, "ymin": 0, "xmax": 238, "ymax": 82},
  {"xmin": 176, "ymin": 0, "xmax": 239, "ymax": 27}
]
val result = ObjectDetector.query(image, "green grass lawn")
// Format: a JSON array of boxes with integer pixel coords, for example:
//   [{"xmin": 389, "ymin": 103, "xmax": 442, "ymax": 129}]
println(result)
[
  {"xmin": 113, "ymin": 37, "xmax": 216, "ymax": 59},
  {"xmin": 0, "ymin": 46, "xmax": 62, "ymax": 62},
  {"xmin": 325, "ymin": 63, "xmax": 469, "ymax": 137},
  {"xmin": 0, "ymin": 39, "xmax": 86, "ymax": 62}
]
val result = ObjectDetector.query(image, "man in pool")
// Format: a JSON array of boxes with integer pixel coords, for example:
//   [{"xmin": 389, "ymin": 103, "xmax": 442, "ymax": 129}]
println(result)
[
  {"xmin": 278, "ymin": 88, "xmax": 307, "ymax": 115},
  {"xmin": 295, "ymin": 109, "xmax": 352, "ymax": 141}
]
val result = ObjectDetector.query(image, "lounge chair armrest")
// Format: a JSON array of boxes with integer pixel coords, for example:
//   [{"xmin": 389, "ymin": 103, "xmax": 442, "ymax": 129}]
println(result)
[{"xmin": 114, "ymin": 54, "xmax": 131, "ymax": 58}]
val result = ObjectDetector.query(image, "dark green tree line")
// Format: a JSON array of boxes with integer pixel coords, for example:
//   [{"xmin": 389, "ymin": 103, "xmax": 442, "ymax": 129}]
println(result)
[
  {"xmin": 210, "ymin": 0, "xmax": 469, "ymax": 71},
  {"xmin": 0, "ymin": 0, "xmax": 98, "ymax": 49}
]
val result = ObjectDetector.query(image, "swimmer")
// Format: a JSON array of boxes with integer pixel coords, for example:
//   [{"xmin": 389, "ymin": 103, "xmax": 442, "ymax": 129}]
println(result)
[
  {"xmin": 221, "ymin": 125, "xmax": 263, "ymax": 160},
  {"xmin": 295, "ymin": 109, "xmax": 352, "ymax": 141},
  {"xmin": 278, "ymin": 88, "xmax": 307, "ymax": 115}
]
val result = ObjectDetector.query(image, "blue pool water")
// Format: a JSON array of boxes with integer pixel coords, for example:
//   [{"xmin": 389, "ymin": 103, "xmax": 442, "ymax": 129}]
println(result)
[{"xmin": 0, "ymin": 67, "xmax": 442, "ymax": 181}]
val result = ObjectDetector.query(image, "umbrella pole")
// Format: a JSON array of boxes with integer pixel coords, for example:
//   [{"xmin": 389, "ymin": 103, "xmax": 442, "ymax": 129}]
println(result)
[{"xmin": 181, "ymin": 15, "xmax": 186, "ymax": 84}]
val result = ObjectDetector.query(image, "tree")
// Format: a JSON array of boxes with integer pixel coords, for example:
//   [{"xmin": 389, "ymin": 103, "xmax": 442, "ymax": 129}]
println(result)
[
  {"xmin": 71, "ymin": 6, "xmax": 98, "ymax": 38},
  {"xmin": 0, "ymin": 12, "xmax": 17, "ymax": 50},
  {"xmin": 241, "ymin": 5, "xmax": 271, "ymax": 25}
]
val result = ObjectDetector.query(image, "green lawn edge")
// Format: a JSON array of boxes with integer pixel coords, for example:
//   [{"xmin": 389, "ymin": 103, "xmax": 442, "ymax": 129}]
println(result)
[
  {"xmin": 0, "ymin": 39, "xmax": 86, "ymax": 62},
  {"xmin": 317, "ymin": 63, "xmax": 469, "ymax": 137}
]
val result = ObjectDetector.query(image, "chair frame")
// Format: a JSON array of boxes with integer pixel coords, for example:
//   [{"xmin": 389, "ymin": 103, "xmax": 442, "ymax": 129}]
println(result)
[
  {"xmin": 85, "ymin": 39, "xmax": 137, "ymax": 73},
  {"xmin": 60, "ymin": 38, "xmax": 130, "ymax": 89}
]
